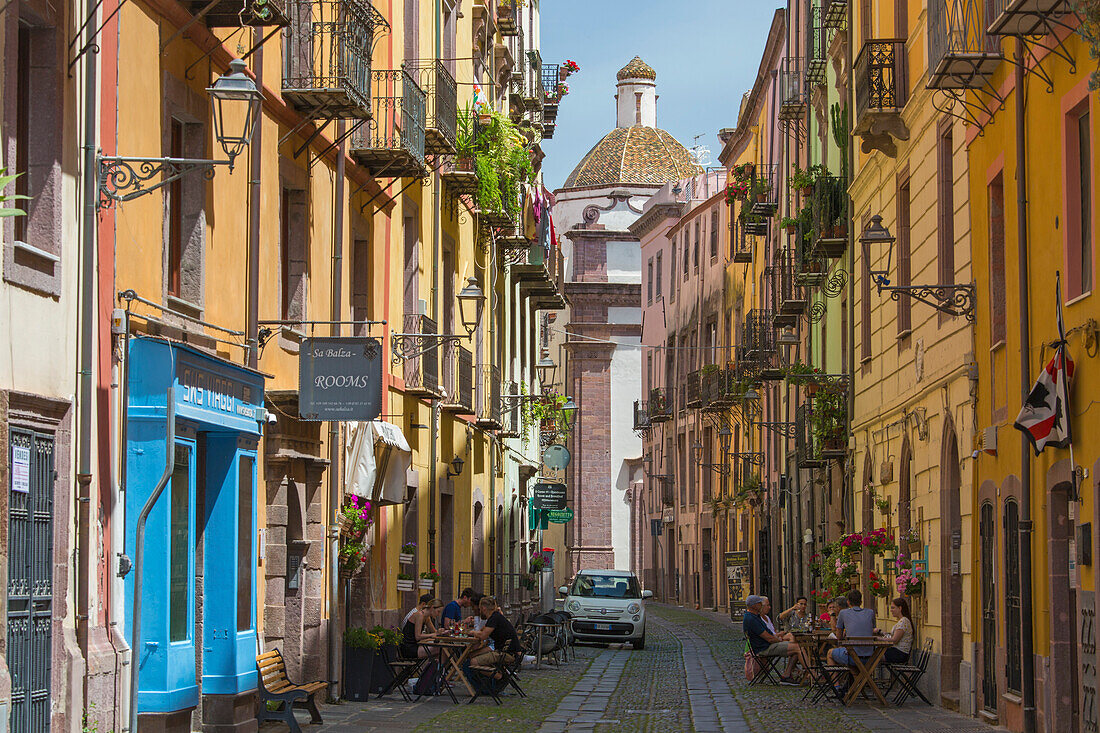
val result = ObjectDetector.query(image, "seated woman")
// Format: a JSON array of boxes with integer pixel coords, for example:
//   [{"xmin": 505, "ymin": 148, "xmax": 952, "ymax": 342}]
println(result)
[
  {"xmin": 400, "ymin": 598, "xmax": 444, "ymax": 659},
  {"xmin": 778, "ymin": 596, "xmax": 811, "ymax": 635},
  {"xmin": 875, "ymin": 596, "xmax": 914, "ymax": 664}
]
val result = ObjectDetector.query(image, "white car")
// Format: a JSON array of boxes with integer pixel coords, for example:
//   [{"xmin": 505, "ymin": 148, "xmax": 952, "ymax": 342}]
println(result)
[{"xmin": 559, "ymin": 569, "xmax": 653, "ymax": 649}]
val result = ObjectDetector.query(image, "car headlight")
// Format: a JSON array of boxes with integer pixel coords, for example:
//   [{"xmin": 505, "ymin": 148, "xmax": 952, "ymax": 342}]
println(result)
[
  {"xmin": 567, "ymin": 600, "xmax": 580, "ymax": 612},
  {"xmin": 627, "ymin": 603, "xmax": 640, "ymax": 614}
]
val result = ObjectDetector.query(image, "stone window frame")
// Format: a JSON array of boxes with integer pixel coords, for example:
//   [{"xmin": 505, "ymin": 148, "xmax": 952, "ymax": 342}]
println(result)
[
  {"xmin": 161, "ymin": 73, "xmax": 210, "ymax": 316},
  {"xmin": 3, "ymin": 1, "xmax": 63, "ymax": 298}
]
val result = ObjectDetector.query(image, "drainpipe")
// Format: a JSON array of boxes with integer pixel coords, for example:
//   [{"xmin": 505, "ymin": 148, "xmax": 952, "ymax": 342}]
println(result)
[
  {"xmin": 247, "ymin": 35, "xmax": 263, "ymax": 371},
  {"xmin": 77, "ymin": 7, "xmax": 99, "ymax": 715},
  {"xmin": 129, "ymin": 394, "xmax": 176, "ymax": 733},
  {"xmin": 328, "ymin": 120, "xmax": 346, "ymax": 694},
  {"xmin": 428, "ymin": 0, "xmax": 443, "ymax": 574},
  {"xmin": 846, "ymin": 0, "xmax": 855, "ymax": 538},
  {"xmin": 1014, "ymin": 38, "xmax": 1036, "ymax": 733}
]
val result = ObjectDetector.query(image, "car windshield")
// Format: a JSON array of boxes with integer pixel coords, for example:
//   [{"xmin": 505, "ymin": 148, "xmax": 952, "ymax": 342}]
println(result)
[{"xmin": 570, "ymin": 574, "xmax": 641, "ymax": 599}]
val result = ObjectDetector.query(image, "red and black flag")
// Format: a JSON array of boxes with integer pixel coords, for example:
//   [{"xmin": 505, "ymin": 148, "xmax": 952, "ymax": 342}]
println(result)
[{"xmin": 1014, "ymin": 274, "xmax": 1075, "ymax": 455}]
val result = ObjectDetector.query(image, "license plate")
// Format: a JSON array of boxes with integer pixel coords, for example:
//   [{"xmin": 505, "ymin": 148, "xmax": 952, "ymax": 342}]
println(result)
[{"xmin": 594, "ymin": 623, "xmax": 611, "ymax": 631}]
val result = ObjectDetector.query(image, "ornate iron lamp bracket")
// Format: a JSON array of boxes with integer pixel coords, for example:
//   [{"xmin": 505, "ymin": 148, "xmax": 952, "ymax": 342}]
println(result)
[
  {"xmin": 97, "ymin": 155, "xmax": 229, "ymax": 207},
  {"xmin": 754, "ymin": 421, "xmax": 798, "ymax": 439},
  {"xmin": 732, "ymin": 451, "xmax": 766, "ymax": 466},
  {"xmin": 875, "ymin": 278, "xmax": 977, "ymax": 322},
  {"xmin": 389, "ymin": 332, "xmax": 467, "ymax": 365}
]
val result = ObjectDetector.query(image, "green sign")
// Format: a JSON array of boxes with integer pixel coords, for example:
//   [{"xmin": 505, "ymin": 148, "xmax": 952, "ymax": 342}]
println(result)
[{"xmin": 546, "ymin": 508, "xmax": 574, "ymax": 523}]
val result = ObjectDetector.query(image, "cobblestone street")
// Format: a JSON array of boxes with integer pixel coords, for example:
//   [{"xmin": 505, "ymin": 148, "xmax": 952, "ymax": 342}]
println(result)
[{"xmin": 282, "ymin": 605, "xmax": 1006, "ymax": 733}]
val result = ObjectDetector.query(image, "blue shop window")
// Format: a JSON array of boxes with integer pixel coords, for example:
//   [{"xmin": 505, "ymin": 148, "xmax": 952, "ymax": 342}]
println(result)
[
  {"xmin": 170, "ymin": 443, "xmax": 192, "ymax": 643},
  {"xmin": 237, "ymin": 455, "xmax": 254, "ymax": 632}
]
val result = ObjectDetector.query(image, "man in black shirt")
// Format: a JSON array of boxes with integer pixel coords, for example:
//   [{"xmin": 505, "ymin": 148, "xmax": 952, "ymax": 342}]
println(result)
[{"xmin": 469, "ymin": 596, "xmax": 521, "ymax": 666}]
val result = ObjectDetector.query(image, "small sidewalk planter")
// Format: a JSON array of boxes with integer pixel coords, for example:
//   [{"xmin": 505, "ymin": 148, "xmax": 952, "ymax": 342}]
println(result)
[
  {"xmin": 344, "ymin": 626, "xmax": 401, "ymax": 701},
  {"xmin": 396, "ymin": 573, "xmax": 415, "ymax": 592}
]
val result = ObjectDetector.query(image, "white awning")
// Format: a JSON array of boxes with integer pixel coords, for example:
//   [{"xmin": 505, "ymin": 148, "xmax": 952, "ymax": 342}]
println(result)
[{"xmin": 344, "ymin": 421, "xmax": 413, "ymax": 507}]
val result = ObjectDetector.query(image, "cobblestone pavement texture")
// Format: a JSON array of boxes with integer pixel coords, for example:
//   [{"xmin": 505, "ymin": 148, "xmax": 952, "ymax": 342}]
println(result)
[{"xmin": 282, "ymin": 604, "xmax": 1009, "ymax": 732}]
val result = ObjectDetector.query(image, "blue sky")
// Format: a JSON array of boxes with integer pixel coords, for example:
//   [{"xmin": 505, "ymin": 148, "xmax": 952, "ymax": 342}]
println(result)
[{"xmin": 539, "ymin": 1, "xmax": 780, "ymax": 190}]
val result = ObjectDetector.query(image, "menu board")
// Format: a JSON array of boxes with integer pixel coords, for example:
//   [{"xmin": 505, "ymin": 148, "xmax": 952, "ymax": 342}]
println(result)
[{"xmin": 725, "ymin": 550, "xmax": 752, "ymax": 621}]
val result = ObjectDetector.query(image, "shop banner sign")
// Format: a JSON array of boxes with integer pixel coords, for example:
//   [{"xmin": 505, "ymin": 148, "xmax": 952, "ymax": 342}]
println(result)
[
  {"xmin": 531, "ymin": 482, "xmax": 567, "ymax": 510},
  {"xmin": 299, "ymin": 337, "xmax": 382, "ymax": 421},
  {"xmin": 546, "ymin": 508, "xmax": 573, "ymax": 523},
  {"xmin": 725, "ymin": 550, "xmax": 752, "ymax": 621}
]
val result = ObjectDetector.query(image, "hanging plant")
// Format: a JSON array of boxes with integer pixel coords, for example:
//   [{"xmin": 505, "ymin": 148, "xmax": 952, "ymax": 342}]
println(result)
[
  {"xmin": 1075, "ymin": 1, "xmax": 1100, "ymax": 90},
  {"xmin": 868, "ymin": 570, "xmax": 891, "ymax": 598}
]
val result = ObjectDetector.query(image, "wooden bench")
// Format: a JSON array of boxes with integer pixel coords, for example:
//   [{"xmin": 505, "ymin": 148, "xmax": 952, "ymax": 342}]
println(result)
[{"xmin": 256, "ymin": 649, "xmax": 328, "ymax": 732}]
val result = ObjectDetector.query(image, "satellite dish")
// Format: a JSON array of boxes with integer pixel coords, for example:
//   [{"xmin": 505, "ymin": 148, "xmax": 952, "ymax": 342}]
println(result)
[{"xmin": 542, "ymin": 444, "xmax": 571, "ymax": 470}]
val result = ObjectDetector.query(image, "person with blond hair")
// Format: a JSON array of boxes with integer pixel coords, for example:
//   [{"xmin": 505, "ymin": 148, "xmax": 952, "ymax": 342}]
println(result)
[{"xmin": 468, "ymin": 596, "xmax": 521, "ymax": 667}]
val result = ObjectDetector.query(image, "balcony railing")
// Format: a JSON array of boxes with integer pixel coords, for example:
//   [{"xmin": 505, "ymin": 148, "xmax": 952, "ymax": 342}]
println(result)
[
  {"xmin": 855, "ymin": 39, "xmax": 908, "ymax": 125},
  {"xmin": 822, "ymin": 0, "xmax": 847, "ymax": 29},
  {"xmin": 779, "ymin": 57, "xmax": 807, "ymax": 121},
  {"xmin": 749, "ymin": 163, "xmax": 778, "ymax": 216},
  {"xmin": 542, "ymin": 64, "xmax": 562, "ymax": 122},
  {"xmin": 649, "ymin": 387, "xmax": 673, "ymax": 422},
  {"xmin": 731, "ymin": 218, "xmax": 754, "ymax": 262},
  {"xmin": 498, "ymin": 381, "xmax": 521, "ymax": 437},
  {"xmin": 633, "ymin": 400, "xmax": 651, "ymax": 431},
  {"xmin": 191, "ymin": 0, "xmax": 288, "ymax": 27},
  {"xmin": 811, "ymin": 174, "xmax": 848, "ymax": 259},
  {"xmin": 282, "ymin": 0, "xmax": 386, "ymax": 119},
  {"xmin": 806, "ymin": 5, "xmax": 827, "ymax": 85},
  {"xmin": 407, "ymin": 60, "xmax": 458, "ymax": 154},
  {"xmin": 987, "ymin": 0, "xmax": 1075, "ymax": 36},
  {"xmin": 441, "ymin": 343, "xmax": 474, "ymax": 413},
  {"xmin": 736, "ymin": 310, "xmax": 777, "ymax": 375},
  {"xmin": 402, "ymin": 314, "xmax": 439, "ymax": 396},
  {"xmin": 928, "ymin": 0, "xmax": 1003, "ymax": 89},
  {"xmin": 350, "ymin": 67, "xmax": 427, "ymax": 177},
  {"xmin": 796, "ymin": 403, "xmax": 826, "ymax": 469},
  {"xmin": 771, "ymin": 248, "xmax": 807, "ymax": 327},
  {"xmin": 686, "ymin": 370, "xmax": 702, "ymax": 408},
  {"xmin": 475, "ymin": 365, "xmax": 503, "ymax": 429}
]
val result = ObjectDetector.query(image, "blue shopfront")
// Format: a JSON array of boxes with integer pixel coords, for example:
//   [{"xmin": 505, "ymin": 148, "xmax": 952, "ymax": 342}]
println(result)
[{"xmin": 125, "ymin": 338, "xmax": 265, "ymax": 730}]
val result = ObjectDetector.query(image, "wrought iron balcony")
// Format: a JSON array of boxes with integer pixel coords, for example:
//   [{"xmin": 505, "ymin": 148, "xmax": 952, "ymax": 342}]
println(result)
[
  {"xmin": 806, "ymin": 5, "xmax": 827, "ymax": 85},
  {"xmin": 701, "ymin": 367, "xmax": 746, "ymax": 409},
  {"xmin": 442, "ymin": 343, "xmax": 475, "ymax": 414},
  {"xmin": 633, "ymin": 400, "xmax": 652, "ymax": 431},
  {"xmin": 749, "ymin": 163, "xmax": 779, "ymax": 216},
  {"xmin": 736, "ymin": 310, "xmax": 777, "ymax": 375},
  {"xmin": 731, "ymin": 218, "xmax": 754, "ymax": 262},
  {"xmin": 189, "ymin": 0, "xmax": 288, "ymax": 27},
  {"xmin": 282, "ymin": 0, "xmax": 386, "ymax": 119},
  {"xmin": 796, "ymin": 403, "xmax": 826, "ymax": 469},
  {"xmin": 401, "ymin": 313, "xmax": 439, "ymax": 396},
  {"xmin": 822, "ymin": 0, "xmax": 847, "ymax": 29},
  {"xmin": 929, "ymin": 0, "xmax": 1003, "ymax": 89},
  {"xmin": 811, "ymin": 174, "xmax": 848, "ymax": 259},
  {"xmin": 528, "ymin": 245, "xmax": 567, "ymax": 311},
  {"xmin": 542, "ymin": 64, "xmax": 562, "ymax": 121},
  {"xmin": 987, "ymin": 0, "xmax": 1075, "ymax": 36},
  {"xmin": 350, "ymin": 67, "xmax": 427, "ymax": 177},
  {"xmin": 686, "ymin": 370, "xmax": 703, "ymax": 408},
  {"xmin": 475, "ymin": 365, "xmax": 503, "ymax": 429},
  {"xmin": 497, "ymin": 1, "xmax": 519, "ymax": 35},
  {"xmin": 649, "ymin": 387, "xmax": 673, "ymax": 422},
  {"xmin": 406, "ymin": 60, "xmax": 458, "ymax": 155},
  {"xmin": 854, "ymin": 39, "xmax": 910, "ymax": 155},
  {"xmin": 771, "ymin": 248, "xmax": 807, "ymax": 327},
  {"xmin": 779, "ymin": 57, "xmax": 807, "ymax": 121}
]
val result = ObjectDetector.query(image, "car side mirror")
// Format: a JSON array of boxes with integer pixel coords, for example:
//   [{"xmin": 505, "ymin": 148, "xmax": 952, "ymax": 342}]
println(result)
[
  {"xmin": 558, "ymin": 586, "xmax": 569, "ymax": 595},
  {"xmin": 641, "ymin": 590, "xmax": 654, "ymax": 599}
]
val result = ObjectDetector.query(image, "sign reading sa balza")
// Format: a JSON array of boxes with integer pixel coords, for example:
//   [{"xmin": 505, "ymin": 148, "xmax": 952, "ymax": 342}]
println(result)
[{"xmin": 299, "ymin": 337, "xmax": 382, "ymax": 421}]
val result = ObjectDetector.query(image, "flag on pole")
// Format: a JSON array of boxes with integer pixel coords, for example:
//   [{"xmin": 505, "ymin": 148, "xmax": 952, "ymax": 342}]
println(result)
[{"xmin": 1014, "ymin": 273, "xmax": 1075, "ymax": 455}]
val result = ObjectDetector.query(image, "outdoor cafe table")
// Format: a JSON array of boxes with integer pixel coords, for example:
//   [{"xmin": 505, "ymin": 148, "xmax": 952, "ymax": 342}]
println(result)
[
  {"xmin": 838, "ymin": 638, "xmax": 895, "ymax": 706},
  {"xmin": 526, "ymin": 620, "xmax": 564, "ymax": 669},
  {"xmin": 422, "ymin": 635, "xmax": 481, "ymax": 699},
  {"xmin": 791, "ymin": 629, "xmax": 833, "ymax": 675}
]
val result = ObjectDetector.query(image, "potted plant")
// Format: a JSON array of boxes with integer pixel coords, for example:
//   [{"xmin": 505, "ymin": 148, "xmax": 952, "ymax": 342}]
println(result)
[
  {"xmin": 780, "ymin": 216, "xmax": 799, "ymax": 234},
  {"xmin": 751, "ymin": 178, "xmax": 771, "ymax": 203},
  {"xmin": 868, "ymin": 570, "xmax": 891, "ymax": 599},
  {"xmin": 791, "ymin": 164, "xmax": 826, "ymax": 196},
  {"xmin": 900, "ymin": 527, "xmax": 921, "ymax": 552},
  {"xmin": 896, "ymin": 564, "xmax": 924, "ymax": 596},
  {"xmin": 455, "ymin": 106, "xmax": 478, "ymax": 172},
  {"xmin": 561, "ymin": 59, "xmax": 581, "ymax": 79},
  {"xmin": 344, "ymin": 627, "xmax": 382, "ymax": 701},
  {"xmin": 399, "ymin": 541, "xmax": 416, "ymax": 565},
  {"xmin": 876, "ymin": 496, "xmax": 891, "ymax": 515},
  {"xmin": 419, "ymin": 567, "xmax": 441, "ymax": 589},
  {"xmin": 396, "ymin": 573, "xmax": 415, "ymax": 592}
]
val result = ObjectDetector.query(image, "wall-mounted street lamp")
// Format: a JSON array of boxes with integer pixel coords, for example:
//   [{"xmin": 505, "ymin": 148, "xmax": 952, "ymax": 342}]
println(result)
[
  {"xmin": 536, "ymin": 351, "xmax": 557, "ymax": 387},
  {"xmin": 98, "ymin": 59, "xmax": 264, "ymax": 205},
  {"xmin": 860, "ymin": 214, "xmax": 976, "ymax": 322},
  {"xmin": 391, "ymin": 276, "xmax": 487, "ymax": 363},
  {"xmin": 446, "ymin": 455, "xmax": 465, "ymax": 478},
  {"xmin": 692, "ymin": 426, "xmax": 733, "ymax": 475},
  {"xmin": 560, "ymin": 396, "xmax": 578, "ymax": 429}
]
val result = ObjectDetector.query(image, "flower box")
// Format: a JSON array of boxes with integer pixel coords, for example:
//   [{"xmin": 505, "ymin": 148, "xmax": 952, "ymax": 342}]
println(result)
[
  {"xmin": 398, "ymin": 553, "xmax": 414, "ymax": 565},
  {"xmin": 396, "ymin": 579, "xmax": 415, "ymax": 592},
  {"xmin": 418, "ymin": 579, "xmax": 436, "ymax": 590}
]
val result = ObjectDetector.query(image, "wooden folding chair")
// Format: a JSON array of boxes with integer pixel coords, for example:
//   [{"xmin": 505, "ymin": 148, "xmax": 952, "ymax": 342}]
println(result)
[
  {"xmin": 745, "ymin": 640, "xmax": 782, "ymax": 686},
  {"xmin": 377, "ymin": 646, "xmax": 425, "ymax": 702},
  {"xmin": 883, "ymin": 637, "xmax": 934, "ymax": 705}
]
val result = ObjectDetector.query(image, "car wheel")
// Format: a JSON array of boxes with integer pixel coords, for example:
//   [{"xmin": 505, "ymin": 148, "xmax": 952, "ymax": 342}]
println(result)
[{"xmin": 633, "ymin": 635, "xmax": 645, "ymax": 650}]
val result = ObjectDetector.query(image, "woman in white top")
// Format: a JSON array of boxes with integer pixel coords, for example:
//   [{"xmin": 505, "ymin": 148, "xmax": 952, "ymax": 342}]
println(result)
[{"xmin": 875, "ymin": 596, "xmax": 914, "ymax": 664}]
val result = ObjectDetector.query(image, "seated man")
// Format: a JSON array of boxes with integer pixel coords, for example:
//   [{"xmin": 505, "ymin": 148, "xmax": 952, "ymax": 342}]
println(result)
[
  {"xmin": 742, "ymin": 595, "xmax": 800, "ymax": 685},
  {"xmin": 469, "ymin": 596, "xmax": 521, "ymax": 668},
  {"xmin": 828, "ymin": 588, "xmax": 876, "ymax": 667},
  {"xmin": 441, "ymin": 587, "xmax": 475, "ymax": 629}
]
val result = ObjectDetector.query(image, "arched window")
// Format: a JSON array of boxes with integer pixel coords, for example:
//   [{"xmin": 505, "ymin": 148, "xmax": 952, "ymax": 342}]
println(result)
[{"xmin": 1004, "ymin": 498, "xmax": 1022, "ymax": 693}]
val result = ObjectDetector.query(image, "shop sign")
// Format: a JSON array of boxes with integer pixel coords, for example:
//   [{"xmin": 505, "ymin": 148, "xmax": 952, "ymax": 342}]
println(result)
[
  {"xmin": 176, "ymin": 353, "xmax": 263, "ymax": 422},
  {"xmin": 531, "ymin": 482, "xmax": 567, "ymax": 510},
  {"xmin": 546, "ymin": 508, "xmax": 573, "ymax": 523},
  {"xmin": 725, "ymin": 550, "xmax": 752, "ymax": 621},
  {"xmin": 299, "ymin": 337, "xmax": 382, "ymax": 421},
  {"xmin": 10, "ymin": 446, "xmax": 29, "ymax": 494}
]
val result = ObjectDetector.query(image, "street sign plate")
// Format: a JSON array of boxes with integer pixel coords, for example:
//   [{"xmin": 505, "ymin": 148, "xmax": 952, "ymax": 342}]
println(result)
[
  {"xmin": 532, "ymin": 482, "xmax": 567, "ymax": 510},
  {"xmin": 299, "ymin": 337, "xmax": 382, "ymax": 421},
  {"xmin": 546, "ymin": 508, "xmax": 574, "ymax": 523}
]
